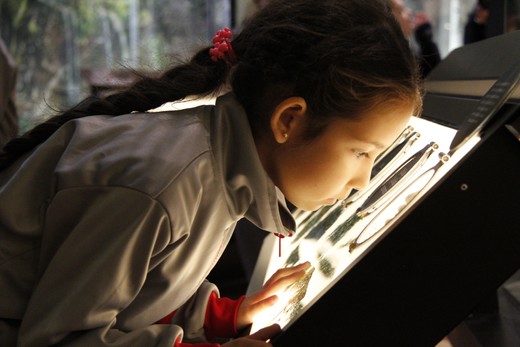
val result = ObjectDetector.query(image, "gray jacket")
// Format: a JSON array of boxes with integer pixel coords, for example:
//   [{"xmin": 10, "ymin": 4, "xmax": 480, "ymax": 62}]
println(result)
[{"xmin": 0, "ymin": 93, "xmax": 295, "ymax": 346}]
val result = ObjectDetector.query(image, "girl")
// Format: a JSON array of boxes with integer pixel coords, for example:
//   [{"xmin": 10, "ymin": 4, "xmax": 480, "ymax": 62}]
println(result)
[{"xmin": 0, "ymin": 0, "xmax": 421, "ymax": 346}]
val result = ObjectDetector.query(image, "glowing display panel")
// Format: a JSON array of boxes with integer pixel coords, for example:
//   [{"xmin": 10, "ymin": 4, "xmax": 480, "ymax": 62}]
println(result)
[{"xmin": 248, "ymin": 116, "xmax": 480, "ymax": 333}]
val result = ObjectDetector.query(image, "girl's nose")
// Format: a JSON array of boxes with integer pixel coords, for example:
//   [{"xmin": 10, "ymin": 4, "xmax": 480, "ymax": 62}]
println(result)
[{"xmin": 349, "ymin": 163, "xmax": 373, "ymax": 191}]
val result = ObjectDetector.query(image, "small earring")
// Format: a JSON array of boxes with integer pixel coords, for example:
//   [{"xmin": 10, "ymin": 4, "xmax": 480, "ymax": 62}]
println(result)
[{"xmin": 283, "ymin": 132, "xmax": 288, "ymax": 139}]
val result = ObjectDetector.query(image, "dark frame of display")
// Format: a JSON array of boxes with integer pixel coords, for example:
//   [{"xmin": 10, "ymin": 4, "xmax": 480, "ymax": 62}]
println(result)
[{"xmin": 260, "ymin": 32, "xmax": 520, "ymax": 346}]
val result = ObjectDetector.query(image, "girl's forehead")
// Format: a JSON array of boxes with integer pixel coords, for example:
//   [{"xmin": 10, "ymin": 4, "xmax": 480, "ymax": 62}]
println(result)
[{"xmin": 325, "ymin": 104, "xmax": 414, "ymax": 146}]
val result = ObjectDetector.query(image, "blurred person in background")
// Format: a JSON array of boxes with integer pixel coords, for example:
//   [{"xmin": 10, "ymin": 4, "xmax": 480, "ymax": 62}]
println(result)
[
  {"xmin": 391, "ymin": 0, "xmax": 441, "ymax": 78},
  {"xmin": 464, "ymin": 0, "xmax": 491, "ymax": 44}
]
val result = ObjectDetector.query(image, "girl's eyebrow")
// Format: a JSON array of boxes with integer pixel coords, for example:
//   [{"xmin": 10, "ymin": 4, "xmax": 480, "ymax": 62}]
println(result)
[
  {"xmin": 357, "ymin": 139, "xmax": 386, "ymax": 149},
  {"xmin": 371, "ymin": 141, "xmax": 386, "ymax": 149}
]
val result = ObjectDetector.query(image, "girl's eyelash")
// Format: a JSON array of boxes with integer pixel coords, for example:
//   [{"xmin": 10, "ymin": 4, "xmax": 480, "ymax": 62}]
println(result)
[{"xmin": 354, "ymin": 150, "xmax": 370, "ymax": 159}]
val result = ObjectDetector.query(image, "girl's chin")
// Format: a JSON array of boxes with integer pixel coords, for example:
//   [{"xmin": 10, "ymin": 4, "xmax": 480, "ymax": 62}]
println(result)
[
  {"xmin": 323, "ymin": 198, "xmax": 338, "ymax": 206},
  {"xmin": 295, "ymin": 199, "xmax": 337, "ymax": 212}
]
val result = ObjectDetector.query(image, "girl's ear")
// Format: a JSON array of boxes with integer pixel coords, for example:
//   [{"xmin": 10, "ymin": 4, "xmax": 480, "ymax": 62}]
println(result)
[{"xmin": 270, "ymin": 97, "xmax": 308, "ymax": 143}]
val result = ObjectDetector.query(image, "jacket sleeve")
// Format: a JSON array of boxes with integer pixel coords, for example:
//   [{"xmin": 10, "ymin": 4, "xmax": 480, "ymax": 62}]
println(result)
[
  {"xmin": 18, "ymin": 186, "xmax": 184, "ymax": 347},
  {"xmin": 168, "ymin": 281, "xmax": 245, "ymax": 343},
  {"xmin": 170, "ymin": 280, "xmax": 218, "ymax": 342}
]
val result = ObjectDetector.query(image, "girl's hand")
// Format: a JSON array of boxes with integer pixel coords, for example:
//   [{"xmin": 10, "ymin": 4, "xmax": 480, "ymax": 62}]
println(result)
[
  {"xmin": 222, "ymin": 324, "xmax": 281, "ymax": 346},
  {"xmin": 236, "ymin": 262, "xmax": 311, "ymax": 331}
]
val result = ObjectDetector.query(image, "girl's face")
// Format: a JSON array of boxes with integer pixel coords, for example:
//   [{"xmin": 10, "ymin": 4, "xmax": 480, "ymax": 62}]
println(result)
[{"xmin": 263, "ymin": 103, "xmax": 414, "ymax": 211}]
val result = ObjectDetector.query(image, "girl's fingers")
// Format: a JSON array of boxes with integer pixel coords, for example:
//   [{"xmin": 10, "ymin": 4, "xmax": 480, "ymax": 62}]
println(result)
[
  {"xmin": 263, "ymin": 262, "xmax": 310, "ymax": 288},
  {"xmin": 251, "ymin": 262, "xmax": 311, "ymax": 302},
  {"xmin": 262, "ymin": 270, "xmax": 306, "ymax": 296},
  {"xmin": 246, "ymin": 294, "xmax": 279, "ymax": 316},
  {"xmin": 238, "ymin": 263, "xmax": 313, "ymax": 329},
  {"xmin": 248, "ymin": 324, "xmax": 281, "ymax": 341}
]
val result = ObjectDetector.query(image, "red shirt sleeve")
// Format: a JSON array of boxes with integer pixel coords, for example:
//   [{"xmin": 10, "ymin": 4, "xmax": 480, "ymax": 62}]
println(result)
[
  {"xmin": 204, "ymin": 291, "xmax": 246, "ymax": 340},
  {"xmin": 157, "ymin": 291, "xmax": 246, "ymax": 346}
]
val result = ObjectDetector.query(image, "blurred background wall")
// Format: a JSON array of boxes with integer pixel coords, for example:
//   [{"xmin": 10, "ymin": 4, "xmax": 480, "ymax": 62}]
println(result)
[
  {"xmin": 0, "ymin": 0, "xmax": 232, "ymax": 132},
  {"xmin": 0, "ymin": 0, "xmax": 519, "ymax": 134}
]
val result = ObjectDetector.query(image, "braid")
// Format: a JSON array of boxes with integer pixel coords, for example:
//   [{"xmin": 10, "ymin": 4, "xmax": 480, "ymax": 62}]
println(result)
[{"xmin": 0, "ymin": 46, "xmax": 229, "ymax": 170}]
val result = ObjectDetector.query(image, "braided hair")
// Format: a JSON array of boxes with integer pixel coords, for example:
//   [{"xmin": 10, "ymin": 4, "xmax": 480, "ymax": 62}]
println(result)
[{"xmin": 0, "ymin": 0, "xmax": 421, "ymax": 170}]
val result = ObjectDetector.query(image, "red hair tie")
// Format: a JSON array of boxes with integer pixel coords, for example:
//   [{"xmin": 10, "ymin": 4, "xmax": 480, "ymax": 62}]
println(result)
[{"xmin": 209, "ymin": 27, "xmax": 237, "ymax": 66}]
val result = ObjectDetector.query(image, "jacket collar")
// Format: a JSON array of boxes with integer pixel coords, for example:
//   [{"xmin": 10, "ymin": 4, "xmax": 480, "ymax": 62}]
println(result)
[{"xmin": 208, "ymin": 93, "xmax": 295, "ymax": 237}]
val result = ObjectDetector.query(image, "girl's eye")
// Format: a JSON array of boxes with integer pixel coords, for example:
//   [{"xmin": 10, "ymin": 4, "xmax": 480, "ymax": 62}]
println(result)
[{"xmin": 354, "ymin": 150, "xmax": 370, "ymax": 159}]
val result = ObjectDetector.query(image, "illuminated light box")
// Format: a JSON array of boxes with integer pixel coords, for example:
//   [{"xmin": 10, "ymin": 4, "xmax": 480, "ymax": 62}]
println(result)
[{"xmin": 247, "ymin": 31, "xmax": 520, "ymax": 346}]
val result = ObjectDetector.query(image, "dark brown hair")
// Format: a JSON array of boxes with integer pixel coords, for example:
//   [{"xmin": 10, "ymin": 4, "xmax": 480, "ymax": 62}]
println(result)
[{"xmin": 0, "ymin": 0, "xmax": 421, "ymax": 170}]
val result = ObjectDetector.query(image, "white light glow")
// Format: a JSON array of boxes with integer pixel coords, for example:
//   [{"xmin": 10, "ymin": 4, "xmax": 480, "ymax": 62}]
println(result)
[{"xmin": 249, "ymin": 117, "xmax": 481, "ymax": 333}]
